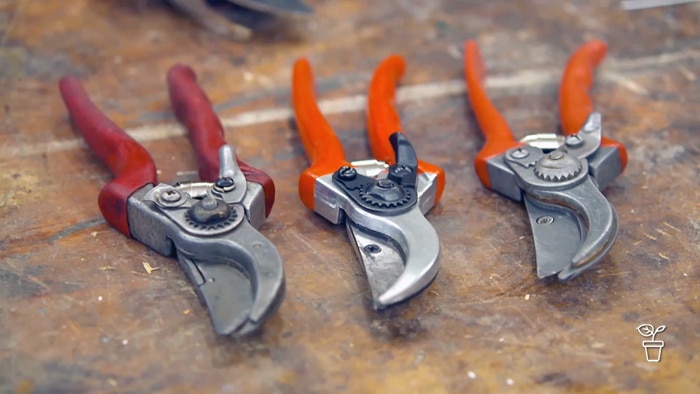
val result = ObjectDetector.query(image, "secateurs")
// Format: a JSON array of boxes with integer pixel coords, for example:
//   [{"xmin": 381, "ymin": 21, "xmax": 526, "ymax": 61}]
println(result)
[
  {"xmin": 292, "ymin": 55, "xmax": 446, "ymax": 309},
  {"xmin": 58, "ymin": 65, "xmax": 284, "ymax": 335},
  {"xmin": 463, "ymin": 39, "xmax": 628, "ymax": 281}
]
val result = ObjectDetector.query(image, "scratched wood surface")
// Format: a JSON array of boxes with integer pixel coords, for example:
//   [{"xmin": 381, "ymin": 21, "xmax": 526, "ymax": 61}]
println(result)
[{"xmin": 1, "ymin": 0, "xmax": 699, "ymax": 392}]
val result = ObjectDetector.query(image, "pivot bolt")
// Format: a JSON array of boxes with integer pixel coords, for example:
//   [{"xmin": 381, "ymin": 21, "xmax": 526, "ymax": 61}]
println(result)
[
  {"xmin": 215, "ymin": 176, "xmax": 235, "ymax": 192},
  {"xmin": 338, "ymin": 166, "xmax": 357, "ymax": 180},
  {"xmin": 510, "ymin": 148, "xmax": 529, "ymax": 159},
  {"xmin": 201, "ymin": 196, "xmax": 218, "ymax": 210},
  {"xmin": 377, "ymin": 179, "xmax": 395, "ymax": 189},
  {"xmin": 160, "ymin": 189, "xmax": 182, "ymax": 203},
  {"xmin": 565, "ymin": 134, "xmax": 583, "ymax": 147},
  {"xmin": 548, "ymin": 151, "xmax": 564, "ymax": 161},
  {"xmin": 188, "ymin": 197, "xmax": 231, "ymax": 225}
]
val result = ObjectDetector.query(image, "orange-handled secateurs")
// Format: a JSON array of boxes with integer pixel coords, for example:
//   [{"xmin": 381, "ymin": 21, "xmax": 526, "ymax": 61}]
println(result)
[
  {"xmin": 464, "ymin": 40, "xmax": 627, "ymax": 281},
  {"xmin": 292, "ymin": 55, "xmax": 445, "ymax": 309}
]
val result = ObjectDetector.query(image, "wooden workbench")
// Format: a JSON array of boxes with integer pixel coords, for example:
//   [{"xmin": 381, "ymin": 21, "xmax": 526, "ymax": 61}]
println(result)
[{"xmin": 1, "ymin": 0, "xmax": 698, "ymax": 392}]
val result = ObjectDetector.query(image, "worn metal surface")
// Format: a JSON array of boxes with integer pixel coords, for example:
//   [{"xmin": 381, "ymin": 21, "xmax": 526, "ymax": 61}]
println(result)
[{"xmin": 1, "ymin": 0, "xmax": 699, "ymax": 392}]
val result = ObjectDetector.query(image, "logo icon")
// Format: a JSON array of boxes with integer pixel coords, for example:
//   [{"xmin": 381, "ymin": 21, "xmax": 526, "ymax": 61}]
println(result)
[{"xmin": 636, "ymin": 324, "xmax": 666, "ymax": 362}]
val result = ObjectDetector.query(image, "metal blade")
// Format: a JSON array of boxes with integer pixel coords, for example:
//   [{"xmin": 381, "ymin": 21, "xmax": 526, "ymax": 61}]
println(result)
[
  {"xmin": 344, "ymin": 207, "xmax": 440, "ymax": 309},
  {"xmin": 524, "ymin": 196, "xmax": 583, "ymax": 278},
  {"xmin": 177, "ymin": 256, "xmax": 256, "ymax": 335},
  {"xmin": 346, "ymin": 221, "xmax": 405, "ymax": 307},
  {"xmin": 197, "ymin": 261, "xmax": 255, "ymax": 332},
  {"xmin": 524, "ymin": 176, "xmax": 619, "ymax": 281},
  {"xmin": 175, "ymin": 218, "xmax": 285, "ymax": 336}
]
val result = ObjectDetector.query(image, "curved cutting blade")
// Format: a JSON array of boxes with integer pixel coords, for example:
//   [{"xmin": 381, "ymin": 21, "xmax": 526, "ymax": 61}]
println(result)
[
  {"xmin": 176, "ymin": 218, "xmax": 285, "ymax": 336},
  {"xmin": 524, "ymin": 176, "xmax": 619, "ymax": 281},
  {"xmin": 346, "ymin": 222, "xmax": 404, "ymax": 306},
  {"xmin": 346, "ymin": 207, "xmax": 440, "ymax": 309}
]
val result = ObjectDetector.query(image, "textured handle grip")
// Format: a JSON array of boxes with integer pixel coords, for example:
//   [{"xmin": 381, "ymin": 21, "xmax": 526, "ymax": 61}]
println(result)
[
  {"xmin": 367, "ymin": 55, "xmax": 445, "ymax": 203},
  {"xmin": 59, "ymin": 77, "xmax": 157, "ymax": 237},
  {"xmin": 560, "ymin": 40, "xmax": 628, "ymax": 171},
  {"xmin": 463, "ymin": 41, "xmax": 524, "ymax": 190},
  {"xmin": 367, "ymin": 54, "xmax": 405, "ymax": 165},
  {"xmin": 292, "ymin": 58, "xmax": 349, "ymax": 211}
]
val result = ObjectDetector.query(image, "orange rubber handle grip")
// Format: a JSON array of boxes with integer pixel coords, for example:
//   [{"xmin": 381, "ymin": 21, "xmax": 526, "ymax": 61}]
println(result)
[
  {"xmin": 463, "ymin": 41, "xmax": 524, "ymax": 189},
  {"xmin": 292, "ymin": 58, "xmax": 349, "ymax": 211},
  {"xmin": 367, "ymin": 55, "xmax": 446, "ymax": 204},
  {"xmin": 560, "ymin": 40, "xmax": 628, "ymax": 171}
]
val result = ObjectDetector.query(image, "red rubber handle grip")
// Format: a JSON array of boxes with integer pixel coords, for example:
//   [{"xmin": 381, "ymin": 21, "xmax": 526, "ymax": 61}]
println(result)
[
  {"xmin": 167, "ymin": 64, "xmax": 276, "ymax": 217},
  {"xmin": 58, "ymin": 77, "xmax": 157, "ymax": 237},
  {"xmin": 560, "ymin": 40, "xmax": 628, "ymax": 172}
]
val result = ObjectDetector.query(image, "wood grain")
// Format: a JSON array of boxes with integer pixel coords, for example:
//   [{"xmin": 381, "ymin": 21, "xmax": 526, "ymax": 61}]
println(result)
[{"xmin": 1, "ymin": 0, "xmax": 699, "ymax": 392}]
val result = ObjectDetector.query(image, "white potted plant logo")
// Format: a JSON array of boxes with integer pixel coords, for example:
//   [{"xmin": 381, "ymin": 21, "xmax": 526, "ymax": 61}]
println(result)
[{"xmin": 637, "ymin": 324, "xmax": 666, "ymax": 362}]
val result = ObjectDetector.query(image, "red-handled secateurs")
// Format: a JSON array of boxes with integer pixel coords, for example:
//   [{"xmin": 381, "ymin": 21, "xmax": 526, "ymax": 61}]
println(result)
[
  {"xmin": 464, "ymin": 40, "xmax": 628, "ymax": 281},
  {"xmin": 59, "ymin": 65, "xmax": 284, "ymax": 335},
  {"xmin": 292, "ymin": 55, "xmax": 446, "ymax": 309}
]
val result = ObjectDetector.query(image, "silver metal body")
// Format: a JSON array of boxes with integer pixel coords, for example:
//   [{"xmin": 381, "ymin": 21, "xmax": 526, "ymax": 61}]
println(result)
[
  {"xmin": 486, "ymin": 113, "xmax": 622, "ymax": 281},
  {"xmin": 127, "ymin": 145, "xmax": 284, "ymax": 335},
  {"xmin": 313, "ymin": 160, "xmax": 440, "ymax": 309}
]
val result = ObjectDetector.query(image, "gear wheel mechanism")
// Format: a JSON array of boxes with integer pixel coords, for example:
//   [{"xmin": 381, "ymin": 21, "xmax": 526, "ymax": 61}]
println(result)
[
  {"xmin": 185, "ymin": 203, "xmax": 239, "ymax": 231},
  {"xmin": 534, "ymin": 150, "xmax": 583, "ymax": 182},
  {"xmin": 358, "ymin": 179, "xmax": 412, "ymax": 209}
]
